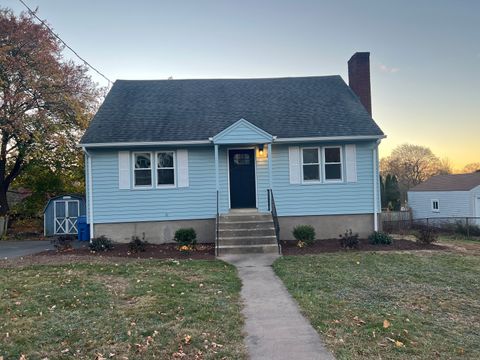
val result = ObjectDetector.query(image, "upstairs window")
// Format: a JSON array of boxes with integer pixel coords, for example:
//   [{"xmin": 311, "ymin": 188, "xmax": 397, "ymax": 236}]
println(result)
[
  {"xmin": 324, "ymin": 147, "xmax": 342, "ymax": 181},
  {"xmin": 302, "ymin": 148, "xmax": 320, "ymax": 182},
  {"xmin": 134, "ymin": 152, "xmax": 152, "ymax": 187},
  {"xmin": 157, "ymin": 151, "xmax": 175, "ymax": 186},
  {"xmin": 432, "ymin": 199, "xmax": 439, "ymax": 212}
]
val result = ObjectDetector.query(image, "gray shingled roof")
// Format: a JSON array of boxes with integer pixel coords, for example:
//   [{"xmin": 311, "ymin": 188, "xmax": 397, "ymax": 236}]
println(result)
[
  {"xmin": 409, "ymin": 173, "xmax": 480, "ymax": 192},
  {"xmin": 80, "ymin": 76, "xmax": 384, "ymax": 144}
]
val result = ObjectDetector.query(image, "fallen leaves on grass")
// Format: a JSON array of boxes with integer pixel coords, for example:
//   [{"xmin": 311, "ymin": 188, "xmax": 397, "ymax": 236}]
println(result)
[
  {"xmin": 386, "ymin": 337, "xmax": 404, "ymax": 347},
  {"xmin": 353, "ymin": 316, "xmax": 366, "ymax": 325},
  {"xmin": 383, "ymin": 319, "xmax": 391, "ymax": 328}
]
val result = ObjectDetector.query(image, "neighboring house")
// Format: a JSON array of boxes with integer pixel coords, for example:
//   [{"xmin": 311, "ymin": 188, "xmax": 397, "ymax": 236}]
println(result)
[
  {"xmin": 408, "ymin": 173, "xmax": 480, "ymax": 222},
  {"xmin": 79, "ymin": 52, "xmax": 385, "ymax": 246}
]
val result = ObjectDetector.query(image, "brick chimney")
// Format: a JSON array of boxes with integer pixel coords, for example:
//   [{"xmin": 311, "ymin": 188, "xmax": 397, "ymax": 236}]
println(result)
[{"xmin": 348, "ymin": 52, "xmax": 372, "ymax": 115}]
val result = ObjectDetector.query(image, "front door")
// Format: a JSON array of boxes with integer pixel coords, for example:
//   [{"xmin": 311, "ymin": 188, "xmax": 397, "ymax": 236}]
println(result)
[
  {"xmin": 54, "ymin": 200, "xmax": 80, "ymax": 234},
  {"xmin": 229, "ymin": 149, "xmax": 256, "ymax": 208}
]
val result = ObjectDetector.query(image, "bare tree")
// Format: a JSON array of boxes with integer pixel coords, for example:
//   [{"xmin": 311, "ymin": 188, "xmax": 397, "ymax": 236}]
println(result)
[
  {"xmin": 461, "ymin": 162, "xmax": 480, "ymax": 173},
  {"xmin": 380, "ymin": 144, "xmax": 450, "ymax": 202}
]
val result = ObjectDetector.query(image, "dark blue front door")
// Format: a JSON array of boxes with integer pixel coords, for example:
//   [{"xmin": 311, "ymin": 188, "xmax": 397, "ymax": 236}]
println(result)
[{"xmin": 229, "ymin": 149, "xmax": 256, "ymax": 208}]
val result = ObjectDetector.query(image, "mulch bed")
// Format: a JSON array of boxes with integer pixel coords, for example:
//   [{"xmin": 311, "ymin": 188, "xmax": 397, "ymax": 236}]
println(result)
[
  {"xmin": 37, "ymin": 243, "xmax": 216, "ymax": 260},
  {"xmin": 281, "ymin": 238, "xmax": 447, "ymax": 255}
]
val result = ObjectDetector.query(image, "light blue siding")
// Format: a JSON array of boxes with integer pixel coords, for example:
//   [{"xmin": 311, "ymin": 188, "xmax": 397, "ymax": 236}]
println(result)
[
  {"xmin": 91, "ymin": 147, "xmax": 217, "ymax": 223},
  {"xmin": 89, "ymin": 141, "xmax": 378, "ymax": 224},
  {"xmin": 271, "ymin": 142, "xmax": 377, "ymax": 216}
]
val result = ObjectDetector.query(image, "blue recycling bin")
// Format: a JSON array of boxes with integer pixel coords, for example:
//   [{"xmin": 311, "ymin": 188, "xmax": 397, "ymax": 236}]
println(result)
[{"xmin": 77, "ymin": 216, "xmax": 90, "ymax": 241}]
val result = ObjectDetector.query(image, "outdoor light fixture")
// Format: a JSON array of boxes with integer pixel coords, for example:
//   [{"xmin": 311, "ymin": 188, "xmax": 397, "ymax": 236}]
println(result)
[{"xmin": 258, "ymin": 144, "xmax": 264, "ymax": 155}]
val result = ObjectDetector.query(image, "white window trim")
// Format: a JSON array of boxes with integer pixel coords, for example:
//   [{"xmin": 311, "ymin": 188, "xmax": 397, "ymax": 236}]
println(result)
[
  {"xmin": 132, "ymin": 152, "xmax": 154, "ymax": 189},
  {"xmin": 301, "ymin": 147, "xmax": 321, "ymax": 184},
  {"xmin": 156, "ymin": 150, "xmax": 177, "ymax": 189},
  {"xmin": 431, "ymin": 199, "xmax": 440, "ymax": 212},
  {"xmin": 323, "ymin": 146, "xmax": 344, "ymax": 183}
]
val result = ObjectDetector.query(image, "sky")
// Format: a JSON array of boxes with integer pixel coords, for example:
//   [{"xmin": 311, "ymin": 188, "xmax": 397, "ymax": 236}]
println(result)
[{"xmin": 5, "ymin": 0, "xmax": 480, "ymax": 170}]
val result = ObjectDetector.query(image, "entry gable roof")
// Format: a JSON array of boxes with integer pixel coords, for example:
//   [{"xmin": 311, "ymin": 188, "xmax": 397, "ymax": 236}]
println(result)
[{"xmin": 212, "ymin": 118, "xmax": 273, "ymax": 144}]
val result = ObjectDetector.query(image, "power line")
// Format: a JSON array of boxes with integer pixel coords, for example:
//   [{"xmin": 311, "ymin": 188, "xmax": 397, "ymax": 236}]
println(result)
[{"xmin": 17, "ymin": 0, "xmax": 113, "ymax": 86}]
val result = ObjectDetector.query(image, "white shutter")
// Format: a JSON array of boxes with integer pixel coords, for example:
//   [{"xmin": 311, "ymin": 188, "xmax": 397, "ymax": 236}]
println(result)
[
  {"xmin": 118, "ymin": 151, "xmax": 131, "ymax": 189},
  {"xmin": 177, "ymin": 149, "xmax": 189, "ymax": 188},
  {"xmin": 345, "ymin": 144, "xmax": 357, "ymax": 183},
  {"xmin": 288, "ymin": 146, "xmax": 301, "ymax": 184}
]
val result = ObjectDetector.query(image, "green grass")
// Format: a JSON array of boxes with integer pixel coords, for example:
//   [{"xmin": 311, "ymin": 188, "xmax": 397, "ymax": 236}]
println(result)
[
  {"xmin": 273, "ymin": 252, "xmax": 480, "ymax": 359},
  {"xmin": 0, "ymin": 259, "xmax": 246, "ymax": 359},
  {"xmin": 437, "ymin": 234, "xmax": 480, "ymax": 246}
]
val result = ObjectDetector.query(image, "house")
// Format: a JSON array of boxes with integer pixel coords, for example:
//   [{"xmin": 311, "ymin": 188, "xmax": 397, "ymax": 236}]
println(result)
[
  {"xmin": 408, "ymin": 173, "xmax": 480, "ymax": 223},
  {"xmin": 79, "ymin": 52, "xmax": 385, "ymax": 252}
]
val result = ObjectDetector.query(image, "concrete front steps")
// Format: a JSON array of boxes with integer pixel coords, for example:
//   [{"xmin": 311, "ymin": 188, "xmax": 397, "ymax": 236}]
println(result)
[{"xmin": 217, "ymin": 210, "xmax": 281, "ymax": 255}]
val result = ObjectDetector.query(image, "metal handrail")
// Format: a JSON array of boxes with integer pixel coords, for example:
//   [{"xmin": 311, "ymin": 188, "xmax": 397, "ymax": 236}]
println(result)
[
  {"xmin": 215, "ymin": 190, "xmax": 219, "ymax": 256},
  {"xmin": 269, "ymin": 189, "xmax": 281, "ymax": 254}
]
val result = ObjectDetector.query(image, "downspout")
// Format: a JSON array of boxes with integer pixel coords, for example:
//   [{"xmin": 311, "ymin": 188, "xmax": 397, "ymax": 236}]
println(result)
[
  {"xmin": 373, "ymin": 140, "xmax": 381, "ymax": 231},
  {"xmin": 82, "ymin": 147, "xmax": 94, "ymax": 241}
]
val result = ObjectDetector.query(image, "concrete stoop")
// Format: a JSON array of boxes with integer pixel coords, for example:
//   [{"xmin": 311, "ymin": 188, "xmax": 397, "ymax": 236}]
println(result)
[{"xmin": 217, "ymin": 211, "xmax": 281, "ymax": 255}]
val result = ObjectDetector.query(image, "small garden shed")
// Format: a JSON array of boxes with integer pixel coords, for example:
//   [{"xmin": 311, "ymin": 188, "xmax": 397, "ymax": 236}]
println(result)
[{"xmin": 43, "ymin": 194, "xmax": 86, "ymax": 236}]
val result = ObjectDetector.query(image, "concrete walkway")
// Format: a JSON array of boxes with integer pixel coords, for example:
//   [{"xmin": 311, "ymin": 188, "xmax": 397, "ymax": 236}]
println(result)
[{"xmin": 221, "ymin": 254, "xmax": 335, "ymax": 360}]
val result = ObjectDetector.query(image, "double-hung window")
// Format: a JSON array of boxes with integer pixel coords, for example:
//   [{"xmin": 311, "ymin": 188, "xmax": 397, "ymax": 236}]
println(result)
[
  {"xmin": 432, "ymin": 200, "xmax": 439, "ymax": 212},
  {"xmin": 324, "ymin": 147, "xmax": 342, "ymax": 181},
  {"xmin": 133, "ymin": 152, "xmax": 153, "ymax": 187},
  {"xmin": 302, "ymin": 148, "xmax": 320, "ymax": 182},
  {"xmin": 157, "ymin": 151, "xmax": 175, "ymax": 186}
]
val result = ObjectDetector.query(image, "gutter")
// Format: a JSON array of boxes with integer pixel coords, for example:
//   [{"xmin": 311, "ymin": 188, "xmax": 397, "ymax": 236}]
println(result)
[
  {"xmin": 82, "ymin": 148, "xmax": 94, "ymax": 241},
  {"xmin": 274, "ymin": 135, "xmax": 386, "ymax": 143},
  {"xmin": 79, "ymin": 134, "xmax": 386, "ymax": 148},
  {"xmin": 78, "ymin": 140, "xmax": 210, "ymax": 148}
]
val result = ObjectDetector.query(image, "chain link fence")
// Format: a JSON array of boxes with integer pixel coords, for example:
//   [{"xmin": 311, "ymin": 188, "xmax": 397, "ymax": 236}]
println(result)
[{"xmin": 383, "ymin": 216, "xmax": 480, "ymax": 237}]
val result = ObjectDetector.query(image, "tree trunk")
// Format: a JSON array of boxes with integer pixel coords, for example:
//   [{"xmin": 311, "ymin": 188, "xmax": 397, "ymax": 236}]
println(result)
[{"xmin": 0, "ymin": 185, "xmax": 9, "ymax": 216}]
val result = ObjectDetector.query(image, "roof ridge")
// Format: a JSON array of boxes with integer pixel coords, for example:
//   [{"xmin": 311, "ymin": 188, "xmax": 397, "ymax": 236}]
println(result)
[{"xmin": 114, "ymin": 75, "xmax": 342, "ymax": 83}]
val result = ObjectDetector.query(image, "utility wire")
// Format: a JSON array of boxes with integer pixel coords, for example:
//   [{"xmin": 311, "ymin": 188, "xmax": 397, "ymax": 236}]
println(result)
[{"xmin": 17, "ymin": 0, "xmax": 113, "ymax": 87}]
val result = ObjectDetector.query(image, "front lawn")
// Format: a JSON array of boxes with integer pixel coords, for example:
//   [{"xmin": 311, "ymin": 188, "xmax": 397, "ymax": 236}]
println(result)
[
  {"xmin": 274, "ymin": 252, "xmax": 480, "ymax": 359},
  {"xmin": 0, "ymin": 259, "xmax": 246, "ymax": 359}
]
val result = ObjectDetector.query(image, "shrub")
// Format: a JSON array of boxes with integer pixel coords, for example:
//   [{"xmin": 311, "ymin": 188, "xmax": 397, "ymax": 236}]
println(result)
[
  {"xmin": 368, "ymin": 231, "xmax": 393, "ymax": 245},
  {"xmin": 89, "ymin": 235, "xmax": 113, "ymax": 252},
  {"xmin": 455, "ymin": 222, "xmax": 480, "ymax": 237},
  {"xmin": 414, "ymin": 226, "xmax": 438, "ymax": 244},
  {"xmin": 292, "ymin": 225, "xmax": 315, "ymax": 246},
  {"xmin": 51, "ymin": 235, "xmax": 75, "ymax": 252},
  {"xmin": 174, "ymin": 228, "xmax": 197, "ymax": 247},
  {"xmin": 339, "ymin": 229, "xmax": 359, "ymax": 249},
  {"xmin": 129, "ymin": 234, "xmax": 148, "ymax": 253}
]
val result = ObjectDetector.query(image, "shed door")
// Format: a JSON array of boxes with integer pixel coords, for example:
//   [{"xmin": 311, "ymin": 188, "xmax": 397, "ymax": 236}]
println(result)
[{"xmin": 54, "ymin": 200, "xmax": 80, "ymax": 234}]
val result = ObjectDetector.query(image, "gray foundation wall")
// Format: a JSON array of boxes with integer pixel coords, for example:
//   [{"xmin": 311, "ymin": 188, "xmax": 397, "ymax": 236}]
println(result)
[
  {"xmin": 278, "ymin": 214, "xmax": 379, "ymax": 240},
  {"xmin": 94, "ymin": 213, "xmax": 380, "ymax": 244},
  {"xmin": 94, "ymin": 219, "xmax": 215, "ymax": 244}
]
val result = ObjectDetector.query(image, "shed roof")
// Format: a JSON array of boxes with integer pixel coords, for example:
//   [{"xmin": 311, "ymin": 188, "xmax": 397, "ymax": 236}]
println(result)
[
  {"xmin": 409, "ymin": 173, "xmax": 480, "ymax": 192},
  {"xmin": 80, "ymin": 76, "xmax": 384, "ymax": 145},
  {"xmin": 43, "ymin": 194, "xmax": 85, "ymax": 213}
]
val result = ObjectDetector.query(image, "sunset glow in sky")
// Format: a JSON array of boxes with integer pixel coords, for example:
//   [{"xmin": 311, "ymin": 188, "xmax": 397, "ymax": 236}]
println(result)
[{"xmin": 6, "ymin": 0, "xmax": 479, "ymax": 170}]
